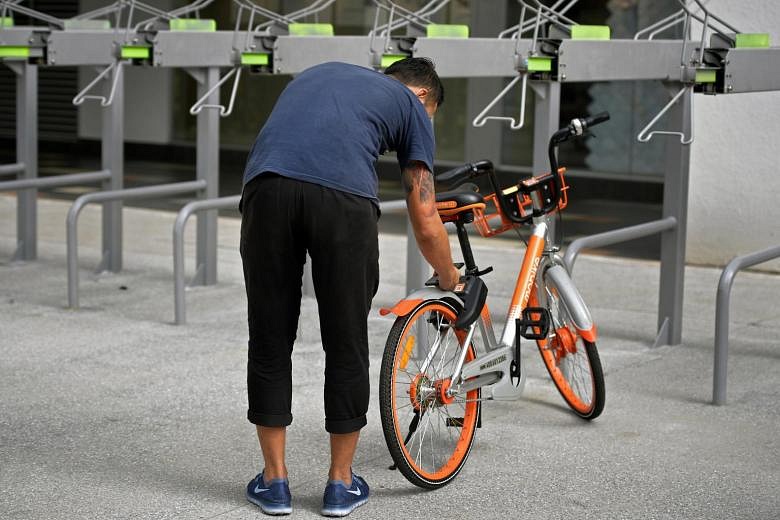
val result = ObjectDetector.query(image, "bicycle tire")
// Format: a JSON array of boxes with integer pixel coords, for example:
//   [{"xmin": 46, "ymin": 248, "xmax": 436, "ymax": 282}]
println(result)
[
  {"xmin": 379, "ymin": 300, "xmax": 480, "ymax": 489},
  {"xmin": 534, "ymin": 281, "xmax": 605, "ymax": 420}
]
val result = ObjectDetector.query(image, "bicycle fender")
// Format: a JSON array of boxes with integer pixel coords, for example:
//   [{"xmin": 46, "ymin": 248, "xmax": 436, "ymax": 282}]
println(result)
[
  {"xmin": 544, "ymin": 265, "xmax": 597, "ymax": 342},
  {"xmin": 379, "ymin": 288, "xmax": 464, "ymax": 318}
]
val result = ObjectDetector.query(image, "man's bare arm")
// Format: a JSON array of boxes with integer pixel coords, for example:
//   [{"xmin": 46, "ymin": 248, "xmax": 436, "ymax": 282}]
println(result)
[{"xmin": 402, "ymin": 162, "xmax": 460, "ymax": 290}]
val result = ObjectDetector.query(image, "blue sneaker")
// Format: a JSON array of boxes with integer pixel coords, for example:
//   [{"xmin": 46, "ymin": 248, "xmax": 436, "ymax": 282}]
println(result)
[
  {"xmin": 321, "ymin": 472, "xmax": 369, "ymax": 517},
  {"xmin": 246, "ymin": 472, "xmax": 292, "ymax": 516}
]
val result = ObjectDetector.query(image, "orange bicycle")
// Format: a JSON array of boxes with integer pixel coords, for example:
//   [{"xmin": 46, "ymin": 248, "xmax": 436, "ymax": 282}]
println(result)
[{"xmin": 379, "ymin": 113, "xmax": 610, "ymax": 489}]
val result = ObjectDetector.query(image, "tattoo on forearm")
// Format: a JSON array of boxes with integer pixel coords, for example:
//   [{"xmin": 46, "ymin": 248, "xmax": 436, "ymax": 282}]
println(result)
[{"xmin": 402, "ymin": 163, "xmax": 435, "ymax": 205}]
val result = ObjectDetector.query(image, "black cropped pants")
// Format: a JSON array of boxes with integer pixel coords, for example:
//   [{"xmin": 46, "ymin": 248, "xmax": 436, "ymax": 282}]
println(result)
[{"xmin": 239, "ymin": 174, "xmax": 379, "ymax": 434}]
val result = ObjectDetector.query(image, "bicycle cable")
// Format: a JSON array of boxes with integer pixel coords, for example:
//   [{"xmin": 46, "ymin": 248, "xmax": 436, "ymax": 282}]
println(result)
[
  {"xmin": 556, "ymin": 205, "xmax": 564, "ymax": 247},
  {"xmin": 514, "ymin": 227, "xmax": 529, "ymax": 248}
]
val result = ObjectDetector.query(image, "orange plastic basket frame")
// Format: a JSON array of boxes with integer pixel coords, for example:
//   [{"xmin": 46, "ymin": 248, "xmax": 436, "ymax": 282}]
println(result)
[{"xmin": 472, "ymin": 168, "xmax": 568, "ymax": 238}]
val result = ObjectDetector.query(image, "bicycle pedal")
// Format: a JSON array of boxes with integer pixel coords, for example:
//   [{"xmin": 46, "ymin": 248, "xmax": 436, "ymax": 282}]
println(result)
[{"xmin": 516, "ymin": 307, "xmax": 551, "ymax": 340}]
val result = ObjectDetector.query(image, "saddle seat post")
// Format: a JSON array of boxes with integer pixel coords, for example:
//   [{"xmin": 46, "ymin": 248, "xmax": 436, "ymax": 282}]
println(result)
[{"xmin": 454, "ymin": 215, "xmax": 478, "ymax": 275}]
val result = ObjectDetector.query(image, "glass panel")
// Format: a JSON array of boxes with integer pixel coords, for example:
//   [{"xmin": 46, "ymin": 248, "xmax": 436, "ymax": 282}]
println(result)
[
  {"xmin": 499, "ymin": 77, "xmax": 535, "ymax": 167},
  {"xmin": 433, "ymin": 78, "xmax": 467, "ymax": 162}
]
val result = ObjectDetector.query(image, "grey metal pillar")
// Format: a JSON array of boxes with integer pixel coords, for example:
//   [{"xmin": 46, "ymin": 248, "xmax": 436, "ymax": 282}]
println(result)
[
  {"xmin": 406, "ymin": 217, "xmax": 430, "ymax": 295},
  {"xmin": 13, "ymin": 62, "xmax": 37, "ymax": 261},
  {"xmin": 100, "ymin": 63, "xmax": 124, "ymax": 272},
  {"xmin": 531, "ymin": 82, "xmax": 560, "ymax": 176},
  {"xmin": 655, "ymin": 84, "xmax": 692, "ymax": 347},
  {"xmin": 464, "ymin": 0, "xmax": 507, "ymax": 162},
  {"xmin": 194, "ymin": 67, "xmax": 220, "ymax": 286},
  {"xmin": 532, "ymin": 82, "xmax": 561, "ymax": 241}
]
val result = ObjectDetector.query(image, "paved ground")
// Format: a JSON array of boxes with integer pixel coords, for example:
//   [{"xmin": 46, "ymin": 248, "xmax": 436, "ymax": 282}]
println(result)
[{"xmin": 1, "ymin": 195, "xmax": 778, "ymax": 519}]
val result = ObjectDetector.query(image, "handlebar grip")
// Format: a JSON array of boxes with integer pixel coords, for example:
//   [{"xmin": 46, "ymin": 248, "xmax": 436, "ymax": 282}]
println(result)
[
  {"xmin": 471, "ymin": 159, "xmax": 493, "ymax": 173},
  {"xmin": 583, "ymin": 111, "xmax": 610, "ymax": 129},
  {"xmin": 436, "ymin": 163, "xmax": 474, "ymax": 184},
  {"xmin": 435, "ymin": 160, "xmax": 494, "ymax": 186}
]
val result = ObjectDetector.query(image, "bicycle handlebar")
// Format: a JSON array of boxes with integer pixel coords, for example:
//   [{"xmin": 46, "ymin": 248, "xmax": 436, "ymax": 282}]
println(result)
[
  {"xmin": 546, "ymin": 112, "xmax": 610, "ymax": 215},
  {"xmin": 552, "ymin": 111, "xmax": 611, "ymax": 143},
  {"xmin": 435, "ymin": 112, "xmax": 610, "ymax": 224},
  {"xmin": 584, "ymin": 111, "xmax": 611, "ymax": 129},
  {"xmin": 435, "ymin": 160, "xmax": 493, "ymax": 186}
]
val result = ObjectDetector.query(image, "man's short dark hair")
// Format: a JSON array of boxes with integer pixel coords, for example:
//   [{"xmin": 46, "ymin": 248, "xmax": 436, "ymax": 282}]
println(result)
[{"xmin": 384, "ymin": 57, "xmax": 444, "ymax": 107}]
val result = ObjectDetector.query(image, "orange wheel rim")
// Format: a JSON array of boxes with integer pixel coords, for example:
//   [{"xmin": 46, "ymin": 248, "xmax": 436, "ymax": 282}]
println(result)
[
  {"xmin": 541, "ymin": 329, "xmax": 594, "ymax": 414},
  {"xmin": 391, "ymin": 303, "xmax": 479, "ymax": 481}
]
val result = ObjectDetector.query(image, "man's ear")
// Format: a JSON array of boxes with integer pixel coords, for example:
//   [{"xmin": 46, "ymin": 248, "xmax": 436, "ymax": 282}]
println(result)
[{"xmin": 415, "ymin": 87, "xmax": 430, "ymax": 103}]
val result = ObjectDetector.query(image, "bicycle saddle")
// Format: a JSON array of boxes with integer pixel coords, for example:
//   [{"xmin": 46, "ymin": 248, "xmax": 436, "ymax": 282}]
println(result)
[{"xmin": 435, "ymin": 190, "xmax": 485, "ymax": 218}]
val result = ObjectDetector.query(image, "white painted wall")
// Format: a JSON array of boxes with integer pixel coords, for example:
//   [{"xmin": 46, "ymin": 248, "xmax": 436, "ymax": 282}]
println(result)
[
  {"xmin": 688, "ymin": 0, "xmax": 780, "ymax": 271},
  {"xmin": 77, "ymin": 0, "xmax": 175, "ymax": 144}
]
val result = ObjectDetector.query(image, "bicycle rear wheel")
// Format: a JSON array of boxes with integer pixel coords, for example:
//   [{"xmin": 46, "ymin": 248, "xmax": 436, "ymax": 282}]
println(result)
[
  {"xmin": 379, "ymin": 300, "xmax": 480, "ymax": 489},
  {"xmin": 534, "ymin": 280, "xmax": 605, "ymax": 420}
]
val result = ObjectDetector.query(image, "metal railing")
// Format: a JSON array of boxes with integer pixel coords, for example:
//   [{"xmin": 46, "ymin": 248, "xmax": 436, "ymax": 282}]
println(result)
[
  {"xmin": 0, "ymin": 163, "xmax": 24, "ymax": 177},
  {"xmin": 0, "ymin": 170, "xmax": 110, "ymax": 191},
  {"xmin": 67, "ymin": 180, "xmax": 207, "ymax": 309},
  {"xmin": 173, "ymin": 195, "xmax": 240, "ymax": 325},
  {"xmin": 712, "ymin": 244, "xmax": 780, "ymax": 405},
  {"xmin": 563, "ymin": 217, "xmax": 678, "ymax": 273}
]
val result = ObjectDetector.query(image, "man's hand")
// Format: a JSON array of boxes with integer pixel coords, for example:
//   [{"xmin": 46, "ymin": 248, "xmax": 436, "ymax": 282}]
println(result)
[{"xmin": 436, "ymin": 265, "xmax": 461, "ymax": 291}]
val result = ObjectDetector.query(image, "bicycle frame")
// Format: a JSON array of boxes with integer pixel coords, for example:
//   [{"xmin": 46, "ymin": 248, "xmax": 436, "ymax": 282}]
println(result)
[{"xmin": 382, "ymin": 189, "xmax": 597, "ymax": 402}]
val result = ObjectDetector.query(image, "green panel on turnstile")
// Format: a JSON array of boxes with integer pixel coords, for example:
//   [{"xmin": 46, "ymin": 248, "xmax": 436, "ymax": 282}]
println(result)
[
  {"xmin": 735, "ymin": 33, "xmax": 770, "ymax": 48},
  {"xmin": 426, "ymin": 24, "xmax": 469, "ymax": 38},
  {"xmin": 695, "ymin": 69, "xmax": 717, "ymax": 83},
  {"xmin": 0, "ymin": 46, "xmax": 29, "ymax": 58},
  {"xmin": 241, "ymin": 53, "xmax": 270, "ymax": 66},
  {"xmin": 527, "ymin": 56, "xmax": 552, "ymax": 72},
  {"xmin": 381, "ymin": 54, "xmax": 406, "ymax": 68},
  {"xmin": 121, "ymin": 46, "xmax": 150, "ymax": 59},
  {"xmin": 289, "ymin": 23, "xmax": 334, "ymax": 36},
  {"xmin": 0, "ymin": 16, "xmax": 13, "ymax": 27},
  {"xmin": 169, "ymin": 18, "xmax": 216, "ymax": 32},
  {"xmin": 571, "ymin": 25, "xmax": 610, "ymax": 40}
]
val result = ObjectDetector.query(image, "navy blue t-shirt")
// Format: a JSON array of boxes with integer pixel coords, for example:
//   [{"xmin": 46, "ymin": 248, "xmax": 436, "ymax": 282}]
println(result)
[{"xmin": 242, "ymin": 62, "xmax": 435, "ymax": 204}]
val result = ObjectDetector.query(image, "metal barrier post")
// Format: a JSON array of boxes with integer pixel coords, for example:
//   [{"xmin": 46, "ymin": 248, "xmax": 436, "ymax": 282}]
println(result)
[
  {"xmin": 193, "ymin": 67, "xmax": 220, "ymax": 286},
  {"xmin": 173, "ymin": 195, "xmax": 241, "ymax": 325},
  {"xmin": 655, "ymin": 84, "xmax": 692, "ymax": 347},
  {"xmin": 67, "ymin": 180, "xmax": 207, "ymax": 309},
  {"xmin": 13, "ymin": 62, "xmax": 38, "ymax": 261},
  {"xmin": 713, "ymin": 244, "xmax": 780, "ymax": 405},
  {"xmin": 100, "ymin": 62, "xmax": 124, "ymax": 273}
]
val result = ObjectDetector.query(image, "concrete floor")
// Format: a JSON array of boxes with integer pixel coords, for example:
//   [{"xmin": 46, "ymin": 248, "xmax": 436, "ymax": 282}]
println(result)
[{"xmin": 1, "ymin": 195, "xmax": 778, "ymax": 519}]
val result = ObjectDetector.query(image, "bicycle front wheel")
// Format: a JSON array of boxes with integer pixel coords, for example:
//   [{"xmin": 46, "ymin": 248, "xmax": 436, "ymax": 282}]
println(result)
[
  {"xmin": 379, "ymin": 300, "xmax": 480, "ymax": 489},
  {"xmin": 534, "ymin": 279, "xmax": 605, "ymax": 420}
]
